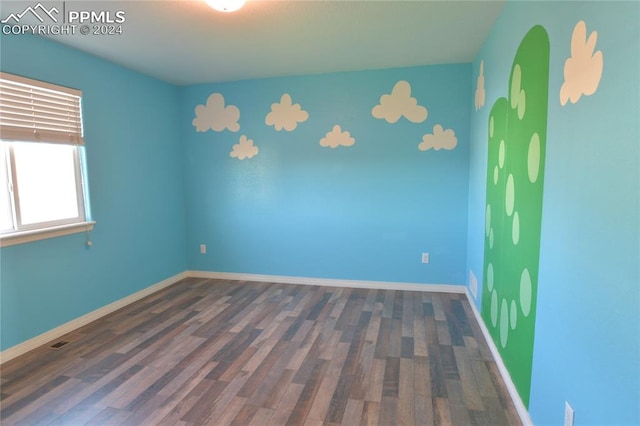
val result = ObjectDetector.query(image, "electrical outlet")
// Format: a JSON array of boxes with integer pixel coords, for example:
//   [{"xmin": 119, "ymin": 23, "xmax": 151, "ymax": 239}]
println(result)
[
  {"xmin": 421, "ymin": 252, "xmax": 429, "ymax": 264},
  {"xmin": 564, "ymin": 401, "xmax": 574, "ymax": 426},
  {"xmin": 200, "ymin": 244, "xmax": 206, "ymax": 254}
]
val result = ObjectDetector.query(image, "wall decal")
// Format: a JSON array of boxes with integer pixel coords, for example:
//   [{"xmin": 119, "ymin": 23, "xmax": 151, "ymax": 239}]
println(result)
[
  {"xmin": 475, "ymin": 60, "xmax": 486, "ymax": 110},
  {"xmin": 481, "ymin": 25, "xmax": 549, "ymax": 407},
  {"xmin": 193, "ymin": 93, "xmax": 240, "ymax": 132},
  {"xmin": 320, "ymin": 125, "xmax": 355, "ymax": 148},
  {"xmin": 418, "ymin": 124, "xmax": 457, "ymax": 151},
  {"xmin": 265, "ymin": 93, "xmax": 309, "ymax": 131},
  {"xmin": 510, "ymin": 65, "xmax": 527, "ymax": 120},
  {"xmin": 372, "ymin": 80, "xmax": 428, "ymax": 123},
  {"xmin": 230, "ymin": 135, "xmax": 258, "ymax": 160},
  {"xmin": 560, "ymin": 20, "xmax": 603, "ymax": 105}
]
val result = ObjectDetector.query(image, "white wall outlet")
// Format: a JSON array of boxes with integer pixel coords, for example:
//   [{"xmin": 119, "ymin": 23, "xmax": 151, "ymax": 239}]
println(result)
[
  {"xmin": 469, "ymin": 270, "xmax": 478, "ymax": 299},
  {"xmin": 421, "ymin": 252, "xmax": 429, "ymax": 264},
  {"xmin": 564, "ymin": 401, "xmax": 575, "ymax": 426},
  {"xmin": 200, "ymin": 244, "xmax": 206, "ymax": 254}
]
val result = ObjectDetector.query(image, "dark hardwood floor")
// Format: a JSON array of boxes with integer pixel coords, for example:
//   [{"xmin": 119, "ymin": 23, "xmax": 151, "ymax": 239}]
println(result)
[{"xmin": 0, "ymin": 278, "xmax": 521, "ymax": 425}]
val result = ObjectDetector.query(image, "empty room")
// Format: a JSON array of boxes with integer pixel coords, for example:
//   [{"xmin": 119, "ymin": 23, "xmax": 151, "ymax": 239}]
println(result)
[{"xmin": 0, "ymin": 0, "xmax": 638, "ymax": 425}]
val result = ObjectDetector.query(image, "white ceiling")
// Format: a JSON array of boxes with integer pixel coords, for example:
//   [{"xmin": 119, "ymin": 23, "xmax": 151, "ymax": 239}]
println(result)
[{"xmin": 1, "ymin": 0, "xmax": 506, "ymax": 85}]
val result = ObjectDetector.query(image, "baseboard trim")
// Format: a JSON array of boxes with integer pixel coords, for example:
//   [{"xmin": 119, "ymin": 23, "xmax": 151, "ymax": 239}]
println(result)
[
  {"xmin": 0, "ymin": 271, "xmax": 188, "ymax": 364},
  {"xmin": 187, "ymin": 270, "xmax": 466, "ymax": 294},
  {"xmin": 464, "ymin": 288, "xmax": 534, "ymax": 426},
  {"xmin": 0, "ymin": 268, "xmax": 531, "ymax": 426},
  {"xmin": 192, "ymin": 270, "xmax": 531, "ymax": 423}
]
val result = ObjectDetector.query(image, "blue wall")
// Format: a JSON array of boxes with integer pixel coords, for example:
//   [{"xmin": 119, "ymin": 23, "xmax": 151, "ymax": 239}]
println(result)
[
  {"xmin": 3, "ymin": 4, "xmax": 638, "ymax": 423},
  {"xmin": 181, "ymin": 65, "xmax": 471, "ymax": 284},
  {"xmin": 0, "ymin": 34, "xmax": 187, "ymax": 351},
  {"xmin": 467, "ymin": 1, "xmax": 639, "ymax": 424}
]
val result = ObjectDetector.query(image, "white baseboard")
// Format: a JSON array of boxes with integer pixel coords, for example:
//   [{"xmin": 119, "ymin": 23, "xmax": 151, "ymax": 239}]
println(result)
[
  {"xmin": 0, "ymin": 268, "xmax": 531, "ymax": 426},
  {"xmin": 464, "ymin": 288, "xmax": 533, "ymax": 426},
  {"xmin": 194, "ymin": 270, "xmax": 531, "ymax": 423},
  {"xmin": 1, "ymin": 270, "xmax": 461, "ymax": 365},
  {"xmin": 0, "ymin": 271, "xmax": 188, "ymax": 364},
  {"xmin": 187, "ymin": 270, "xmax": 466, "ymax": 294}
]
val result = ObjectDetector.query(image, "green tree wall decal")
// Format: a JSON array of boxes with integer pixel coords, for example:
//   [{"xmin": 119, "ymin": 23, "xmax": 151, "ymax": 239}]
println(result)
[{"xmin": 481, "ymin": 25, "xmax": 550, "ymax": 407}]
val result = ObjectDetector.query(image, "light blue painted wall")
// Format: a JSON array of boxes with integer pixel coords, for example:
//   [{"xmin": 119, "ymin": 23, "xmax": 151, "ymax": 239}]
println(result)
[
  {"xmin": 180, "ymin": 65, "xmax": 471, "ymax": 285},
  {"xmin": 4, "ymin": 6, "xmax": 637, "ymax": 423},
  {"xmin": 467, "ymin": 1, "xmax": 639, "ymax": 424},
  {"xmin": 0, "ymin": 34, "xmax": 187, "ymax": 351}
]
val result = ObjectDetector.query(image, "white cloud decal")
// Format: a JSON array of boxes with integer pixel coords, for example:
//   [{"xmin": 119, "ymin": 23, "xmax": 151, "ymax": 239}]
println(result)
[
  {"xmin": 230, "ymin": 135, "xmax": 258, "ymax": 160},
  {"xmin": 418, "ymin": 125, "xmax": 457, "ymax": 151},
  {"xmin": 475, "ymin": 60, "xmax": 486, "ymax": 111},
  {"xmin": 193, "ymin": 93, "xmax": 240, "ymax": 132},
  {"xmin": 265, "ymin": 93, "xmax": 309, "ymax": 131},
  {"xmin": 320, "ymin": 125, "xmax": 355, "ymax": 148},
  {"xmin": 560, "ymin": 20, "xmax": 603, "ymax": 106},
  {"xmin": 372, "ymin": 81, "xmax": 428, "ymax": 123}
]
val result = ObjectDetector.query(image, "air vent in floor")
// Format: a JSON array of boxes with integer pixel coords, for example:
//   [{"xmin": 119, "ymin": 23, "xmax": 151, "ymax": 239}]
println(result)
[{"xmin": 48, "ymin": 341, "xmax": 70, "ymax": 350}]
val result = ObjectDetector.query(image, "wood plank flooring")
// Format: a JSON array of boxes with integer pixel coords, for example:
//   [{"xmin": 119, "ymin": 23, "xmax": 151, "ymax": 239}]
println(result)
[{"xmin": 0, "ymin": 278, "xmax": 521, "ymax": 425}]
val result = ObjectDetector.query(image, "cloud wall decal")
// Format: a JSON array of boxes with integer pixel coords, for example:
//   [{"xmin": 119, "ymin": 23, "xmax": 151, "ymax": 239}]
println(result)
[
  {"xmin": 230, "ymin": 135, "xmax": 258, "ymax": 160},
  {"xmin": 475, "ymin": 60, "xmax": 486, "ymax": 111},
  {"xmin": 372, "ymin": 81, "xmax": 428, "ymax": 123},
  {"xmin": 193, "ymin": 93, "xmax": 240, "ymax": 132},
  {"xmin": 320, "ymin": 125, "xmax": 355, "ymax": 148},
  {"xmin": 560, "ymin": 20, "xmax": 603, "ymax": 106},
  {"xmin": 418, "ymin": 125, "xmax": 457, "ymax": 151},
  {"xmin": 265, "ymin": 93, "xmax": 309, "ymax": 131}
]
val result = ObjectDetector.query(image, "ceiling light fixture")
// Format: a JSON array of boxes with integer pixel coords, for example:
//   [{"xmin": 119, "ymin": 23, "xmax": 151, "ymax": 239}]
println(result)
[{"xmin": 206, "ymin": 0, "xmax": 245, "ymax": 13}]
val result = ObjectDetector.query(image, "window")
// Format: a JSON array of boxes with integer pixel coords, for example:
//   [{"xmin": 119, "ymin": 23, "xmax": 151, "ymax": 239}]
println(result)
[{"xmin": 0, "ymin": 72, "xmax": 93, "ymax": 247}]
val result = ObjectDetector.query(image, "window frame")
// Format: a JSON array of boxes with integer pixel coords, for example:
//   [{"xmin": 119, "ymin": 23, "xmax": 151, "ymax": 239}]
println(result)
[{"xmin": 0, "ymin": 73, "xmax": 94, "ymax": 247}]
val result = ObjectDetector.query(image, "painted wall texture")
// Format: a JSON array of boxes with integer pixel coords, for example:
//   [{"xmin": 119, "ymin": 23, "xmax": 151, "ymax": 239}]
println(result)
[
  {"xmin": 180, "ymin": 65, "xmax": 471, "ymax": 285},
  {"xmin": 468, "ymin": 1, "xmax": 639, "ymax": 424},
  {"xmin": 0, "ymin": 34, "xmax": 187, "ymax": 351},
  {"xmin": 1, "ymin": 1, "xmax": 638, "ymax": 424}
]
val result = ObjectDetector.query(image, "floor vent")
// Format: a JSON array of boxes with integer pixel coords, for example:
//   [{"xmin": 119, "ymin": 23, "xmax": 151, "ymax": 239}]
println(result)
[{"xmin": 49, "ymin": 341, "xmax": 70, "ymax": 350}]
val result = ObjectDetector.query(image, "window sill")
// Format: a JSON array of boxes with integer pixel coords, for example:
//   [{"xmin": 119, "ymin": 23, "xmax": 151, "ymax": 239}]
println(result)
[{"xmin": 0, "ymin": 221, "xmax": 95, "ymax": 247}]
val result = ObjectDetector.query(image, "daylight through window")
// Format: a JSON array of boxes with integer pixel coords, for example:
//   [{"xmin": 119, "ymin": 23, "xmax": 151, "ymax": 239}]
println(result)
[{"xmin": 0, "ymin": 72, "xmax": 92, "ymax": 245}]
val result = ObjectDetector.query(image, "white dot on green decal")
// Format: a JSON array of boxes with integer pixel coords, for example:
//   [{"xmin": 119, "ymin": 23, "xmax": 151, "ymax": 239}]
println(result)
[
  {"xmin": 510, "ymin": 65, "xmax": 521, "ymax": 109},
  {"xmin": 500, "ymin": 299, "xmax": 509, "ymax": 348},
  {"xmin": 512, "ymin": 211, "xmax": 520, "ymax": 245},
  {"xmin": 505, "ymin": 174, "xmax": 515, "ymax": 216},
  {"xmin": 528, "ymin": 133, "xmax": 540, "ymax": 183},
  {"xmin": 491, "ymin": 290, "xmax": 498, "ymax": 327},
  {"xmin": 485, "ymin": 204, "xmax": 491, "ymax": 237},
  {"xmin": 520, "ymin": 268, "xmax": 532, "ymax": 317},
  {"xmin": 480, "ymin": 25, "xmax": 549, "ymax": 406},
  {"xmin": 518, "ymin": 90, "xmax": 526, "ymax": 119},
  {"xmin": 487, "ymin": 263, "xmax": 494, "ymax": 291}
]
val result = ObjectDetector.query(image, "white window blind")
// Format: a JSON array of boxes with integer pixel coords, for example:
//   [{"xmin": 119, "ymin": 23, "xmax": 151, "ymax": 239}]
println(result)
[{"xmin": 0, "ymin": 72, "xmax": 84, "ymax": 145}]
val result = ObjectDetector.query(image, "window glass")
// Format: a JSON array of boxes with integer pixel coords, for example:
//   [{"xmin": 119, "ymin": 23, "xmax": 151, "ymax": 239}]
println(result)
[
  {"xmin": 0, "ymin": 147, "xmax": 14, "ymax": 232},
  {"xmin": 12, "ymin": 142, "xmax": 80, "ymax": 226}
]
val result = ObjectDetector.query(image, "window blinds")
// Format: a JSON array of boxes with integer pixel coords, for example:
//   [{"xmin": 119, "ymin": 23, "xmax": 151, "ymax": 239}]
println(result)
[{"xmin": 0, "ymin": 72, "xmax": 84, "ymax": 145}]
